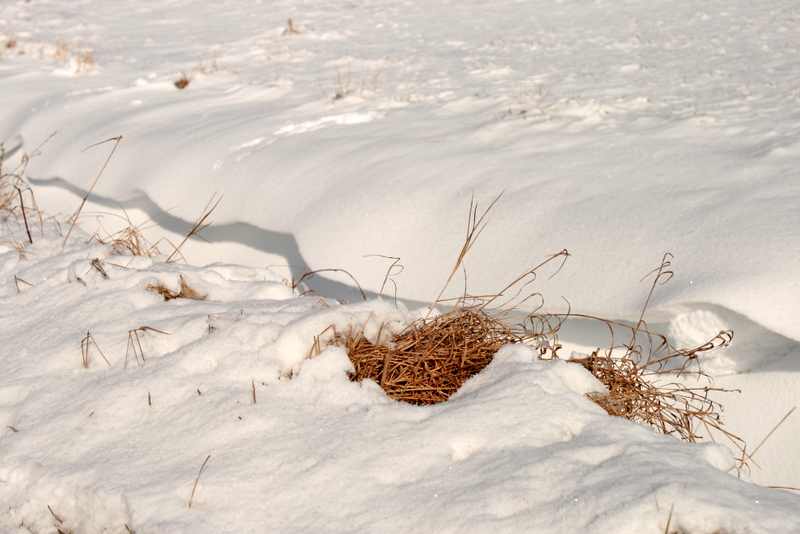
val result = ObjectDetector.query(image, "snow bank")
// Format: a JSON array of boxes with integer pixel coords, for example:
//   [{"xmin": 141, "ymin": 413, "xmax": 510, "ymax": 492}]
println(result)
[
  {"xmin": 2, "ymin": 0, "xmax": 800, "ymax": 348},
  {"xmin": 0, "ymin": 216, "xmax": 798, "ymax": 532}
]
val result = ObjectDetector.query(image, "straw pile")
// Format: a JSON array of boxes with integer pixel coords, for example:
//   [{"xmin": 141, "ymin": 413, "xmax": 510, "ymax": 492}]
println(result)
[
  {"xmin": 344, "ymin": 305, "xmax": 526, "ymax": 405},
  {"xmin": 569, "ymin": 329, "xmax": 735, "ymax": 443},
  {"xmin": 315, "ymin": 197, "xmax": 739, "ymax": 450}
]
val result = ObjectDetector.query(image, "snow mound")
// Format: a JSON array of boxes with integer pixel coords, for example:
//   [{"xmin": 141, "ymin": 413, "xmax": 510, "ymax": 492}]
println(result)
[{"xmin": 0, "ymin": 219, "xmax": 798, "ymax": 532}]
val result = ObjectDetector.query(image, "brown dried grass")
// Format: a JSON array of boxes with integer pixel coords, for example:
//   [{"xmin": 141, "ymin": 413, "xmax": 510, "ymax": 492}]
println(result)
[
  {"xmin": 89, "ymin": 210, "xmax": 164, "ymax": 257},
  {"xmin": 125, "ymin": 326, "xmax": 170, "ymax": 368},
  {"xmin": 166, "ymin": 194, "xmax": 220, "ymax": 264},
  {"xmin": 343, "ymin": 305, "xmax": 528, "ymax": 405},
  {"xmin": 63, "ymin": 136, "xmax": 122, "ymax": 248},
  {"xmin": 148, "ymin": 274, "xmax": 205, "ymax": 301},
  {"xmin": 319, "ymin": 194, "xmax": 565, "ymax": 405},
  {"xmin": 568, "ymin": 331, "xmax": 735, "ymax": 443},
  {"xmin": 1, "ymin": 136, "xmax": 52, "ymax": 242},
  {"xmin": 320, "ymin": 197, "xmax": 740, "ymax": 454},
  {"xmin": 550, "ymin": 254, "xmax": 743, "ymax": 450}
]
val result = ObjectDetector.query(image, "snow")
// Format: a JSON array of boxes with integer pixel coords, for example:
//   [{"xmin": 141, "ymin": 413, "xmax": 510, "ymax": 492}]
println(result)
[{"xmin": 1, "ymin": 0, "xmax": 800, "ymax": 532}]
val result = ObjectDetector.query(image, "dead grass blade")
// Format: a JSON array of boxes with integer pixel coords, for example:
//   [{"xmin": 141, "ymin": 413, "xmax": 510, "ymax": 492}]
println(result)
[
  {"xmin": 738, "ymin": 406, "xmax": 796, "ymax": 468},
  {"xmin": 80, "ymin": 331, "xmax": 110, "ymax": 368},
  {"xmin": 47, "ymin": 504, "xmax": 64, "ymax": 524},
  {"xmin": 425, "ymin": 192, "xmax": 503, "ymax": 319},
  {"xmin": 188, "ymin": 455, "xmax": 212, "ymax": 507},
  {"xmin": 90, "ymin": 258, "xmax": 109, "ymax": 279},
  {"xmin": 14, "ymin": 186, "xmax": 32, "ymax": 243},
  {"xmin": 62, "ymin": 136, "xmax": 123, "ymax": 248},
  {"xmin": 630, "ymin": 252, "xmax": 673, "ymax": 349},
  {"xmin": 13, "ymin": 275, "xmax": 33, "ymax": 293},
  {"xmin": 166, "ymin": 194, "xmax": 220, "ymax": 263},
  {"xmin": 291, "ymin": 267, "xmax": 366, "ymax": 300},
  {"xmin": 125, "ymin": 326, "xmax": 170, "ymax": 368},
  {"xmin": 364, "ymin": 254, "xmax": 403, "ymax": 300}
]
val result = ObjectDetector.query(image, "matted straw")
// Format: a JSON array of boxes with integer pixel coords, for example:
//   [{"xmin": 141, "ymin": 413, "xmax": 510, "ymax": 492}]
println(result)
[
  {"xmin": 316, "ymin": 197, "xmax": 741, "ymax": 453},
  {"xmin": 569, "ymin": 329, "xmax": 736, "ymax": 443},
  {"xmin": 345, "ymin": 305, "xmax": 526, "ymax": 405}
]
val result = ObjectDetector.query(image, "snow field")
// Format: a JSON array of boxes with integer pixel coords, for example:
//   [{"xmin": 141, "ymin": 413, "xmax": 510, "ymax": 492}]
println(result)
[{"xmin": 2, "ymin": 0, "xmax": 800, "ymax": 531}]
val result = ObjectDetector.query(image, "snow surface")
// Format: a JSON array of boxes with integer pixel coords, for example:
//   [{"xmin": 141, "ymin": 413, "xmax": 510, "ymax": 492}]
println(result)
[{"xmin": 1, "ymin": 0, "xmax": 800, "ymax": 532}]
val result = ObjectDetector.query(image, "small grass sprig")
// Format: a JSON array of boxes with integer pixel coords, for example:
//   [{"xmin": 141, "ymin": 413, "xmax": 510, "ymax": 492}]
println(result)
[
  {"xmin": 188, "ymin": 455, "xmax": 212, "ymax": 508},
  {"xmin": 80, "ymin": 331, "xmax": 110, "ymax": 368},
  {"xmin": 166, "ymin": 194, "xmax": 220, "ymax": 263}
]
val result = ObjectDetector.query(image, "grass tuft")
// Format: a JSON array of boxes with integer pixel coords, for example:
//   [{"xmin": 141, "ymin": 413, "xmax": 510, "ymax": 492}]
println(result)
[
  {"xmin": 148, "ymin": 275, "xmax": 206, "ymax": 301},
  {"xmin": 125, "ymin": 326, "xmax": 170, "ymax": 368},
  {"xmin": 342, "ymin": 304, "xmax": 528, "ymax": 405},
  {"xmin": 173, "ymin": 56, "xmax": 220, "ymax": 89},
  {"xmin": 317, "ymin": 193, "xmax": 566, "ymax": 405},
  {"xmin": 567, "ymin": 333, "xmax": 734, "ymax": 443},
  {"xmin": 310, "ymin": 195, "xmax": 740, "ymax": 453},
  {"xmin": 1, "ymin": 135, "xmax": 52, "ymax": 243},
  {"xmin": 550, "ymin": 254, "xmax": 743, "ymax": 448},
  {"xmin": 80, "ymin": 331, "xmax": 110, "ymax": 368},
  {"xmin": 88, "ymin": 208, "xmax": 167, "ymax": 257}
]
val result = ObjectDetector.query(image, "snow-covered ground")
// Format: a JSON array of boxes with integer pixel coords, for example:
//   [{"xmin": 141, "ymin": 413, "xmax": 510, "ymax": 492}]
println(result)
[{"xmin": 1, "ymin": 0, "xmax": 799, "ymax": 532}]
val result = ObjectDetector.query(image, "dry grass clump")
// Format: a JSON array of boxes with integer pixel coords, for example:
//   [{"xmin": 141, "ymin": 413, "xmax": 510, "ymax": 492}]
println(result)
[
  {"xmin": 148, "ymin": 275, "xmax": 205, "ymax": 301},
  {"xmin": 174, "ymin": 57, "xmax": 220, "ymax": 89},
  {"xmin": 343, "ymin": 304, "xmax": 528, "ymax": 405},
  {"xmin": 316, "ymin": 196, "xmax": 740, "ymax": 453},
  {"xmin": 321, "ymin": 195, "xmax": 563, "ymax": 405},
  {"xmin": 569, "ymin": 331, "xmax": 734, "ymax": 443},
  {"xmin": 324, "ymin": 58, "xmax": 388, "ymax": 101},
  {"xmin": 556, "ymin": 255, "xmax": 743, "ymax": 449},
  {"xmin": 1, "ymin": 137, "xmax": 52, "ymax": 244},
  {"xmin": 88, "ymin": 210, "xmax": 164, "ymax": 257},
  {"xmin": 46, "ymin": 39, "xmax": 96, "ymax": 73}
]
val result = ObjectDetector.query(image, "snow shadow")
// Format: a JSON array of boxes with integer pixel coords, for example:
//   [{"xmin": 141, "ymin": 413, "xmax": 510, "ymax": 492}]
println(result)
[{"xmin": 27, "ymin": 175, "xmax": 405, "ymax": 304}]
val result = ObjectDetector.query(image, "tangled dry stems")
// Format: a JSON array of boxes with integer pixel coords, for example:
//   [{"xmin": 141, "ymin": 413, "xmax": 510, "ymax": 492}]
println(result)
[
  {"xmin": 568, "ymin": 330, "xmax": 735, "ymax": 443},
  {"xmin": 342, "ymin": 305, "xmax": 533, "ymax": 405},
  {"xmin": 316, "ymin": 197, "xmax": 741, "ymax": 452},
  {"xmin": 555, "ymin": 255, "xmax": 743, "ymax": 447},
  {"xmin": 1, "ymin": 138, "xmax": 50, "ymax": 245},
  {"xmin": 88, "ymin": 210, "xmax": 164, "ymax": 257}
]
